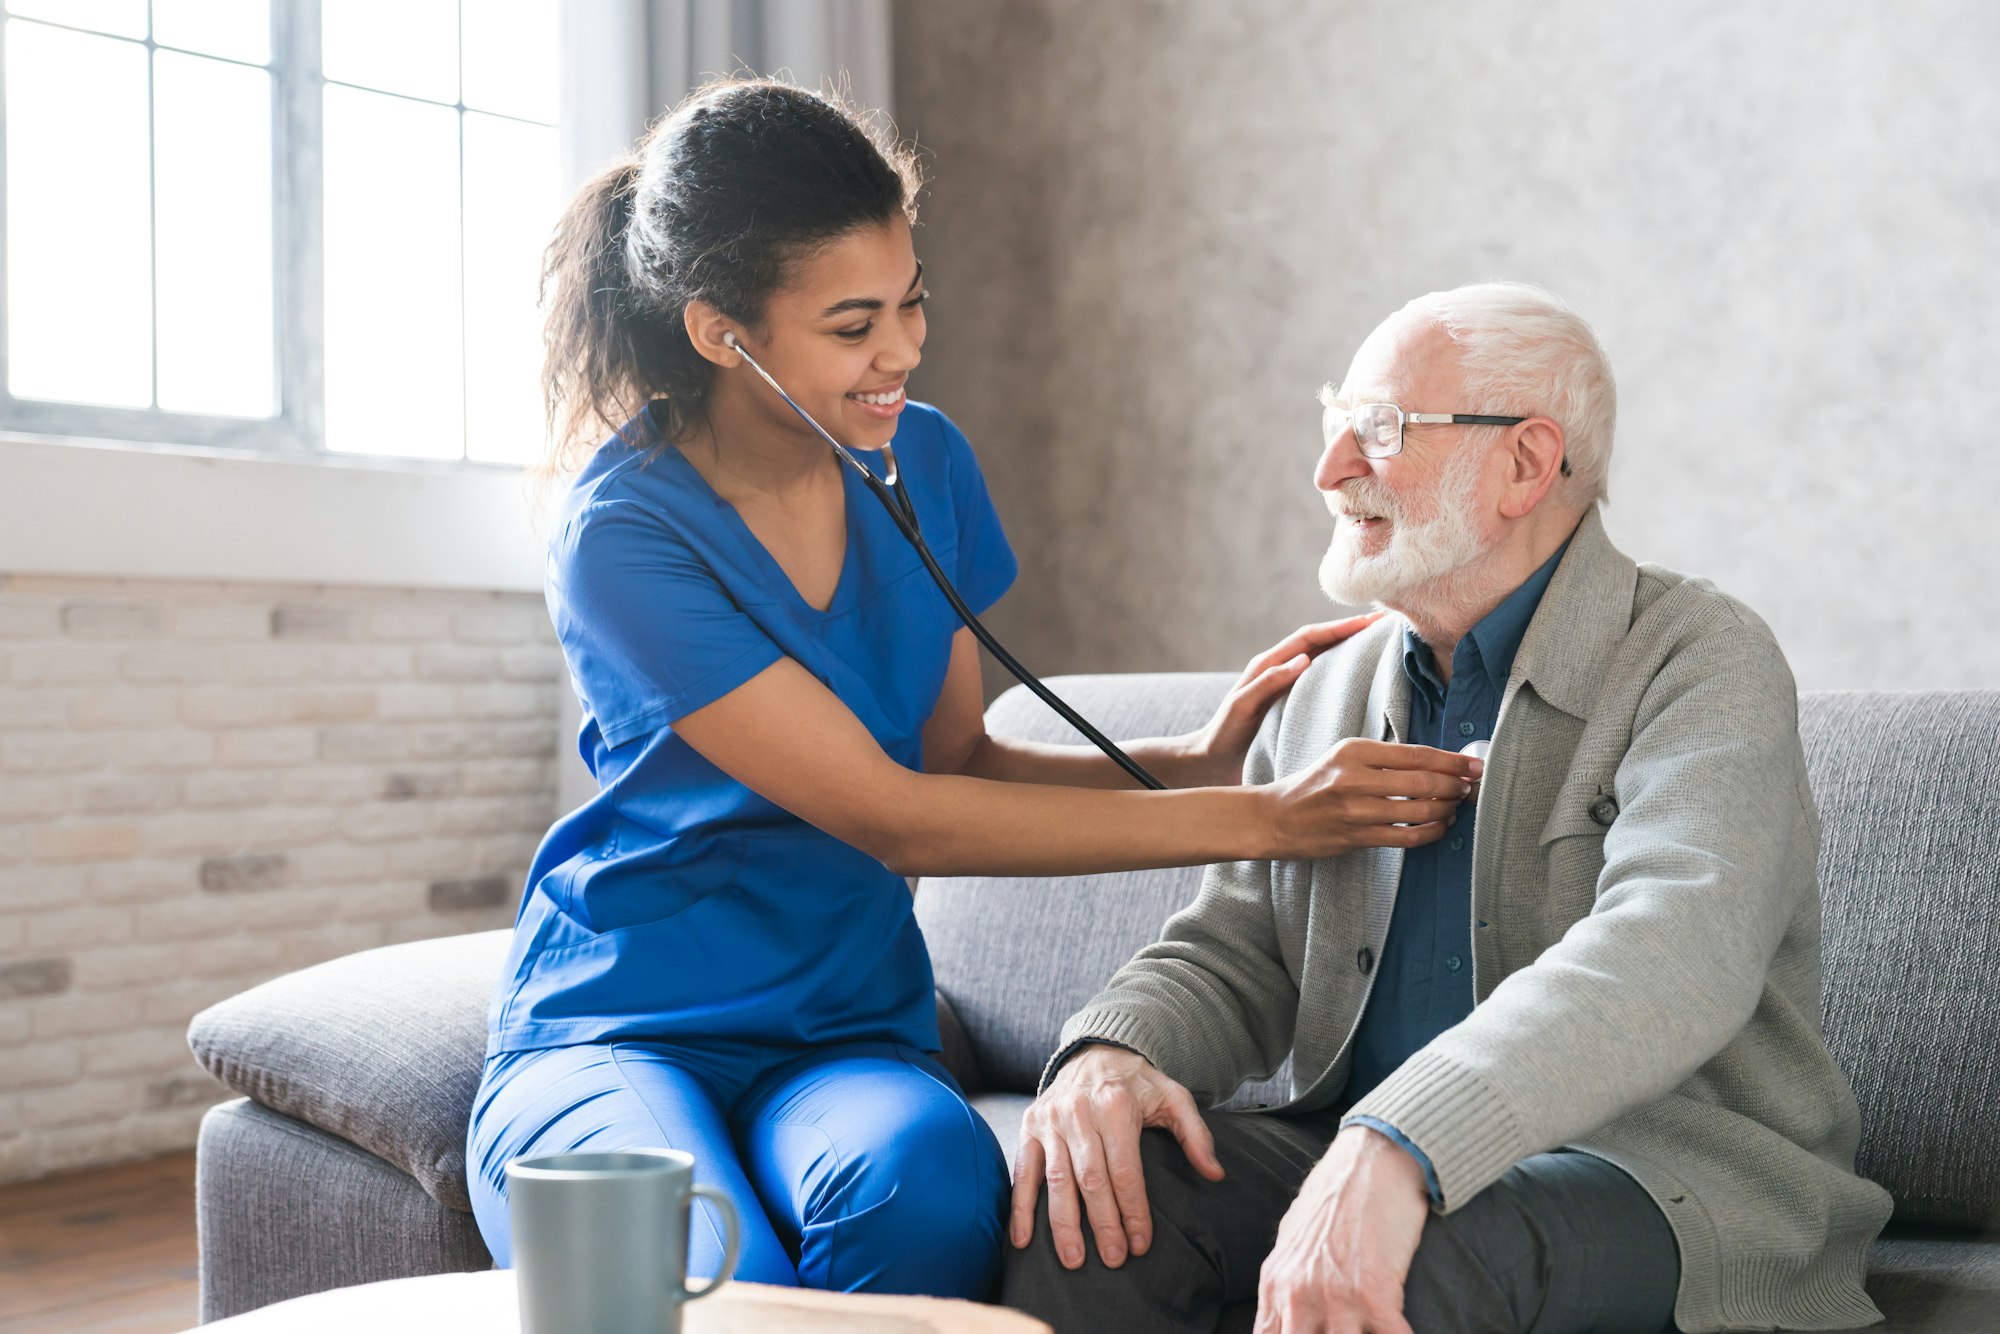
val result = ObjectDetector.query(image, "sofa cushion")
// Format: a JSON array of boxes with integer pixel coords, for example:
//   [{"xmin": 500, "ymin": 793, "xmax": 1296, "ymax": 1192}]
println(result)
[
  {"xmin": 188, "ymin": 930, "xmax": 511, "ymax": 1211},
  {"xmin": 1803, "ymin": 691, "xmax": 2000, "ymax": 1229},
  {"xmin": 1865, "ymin": 1225, "xmax": 2000, "ymax": 1332},
  {"xmin": 970, "ymin": 1092, "xmax": 1033, "ymax": 1173}
]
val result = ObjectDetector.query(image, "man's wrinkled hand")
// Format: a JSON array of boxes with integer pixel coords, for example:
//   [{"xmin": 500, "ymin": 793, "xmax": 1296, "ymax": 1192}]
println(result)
[
  {"xmin": 1010, "ymin": 1045, "xmax": 1224, "ymax": 1270},
  {"xmin": 1253, "ymin": 1125, "xmax": 1430, "ymax": 1334}
]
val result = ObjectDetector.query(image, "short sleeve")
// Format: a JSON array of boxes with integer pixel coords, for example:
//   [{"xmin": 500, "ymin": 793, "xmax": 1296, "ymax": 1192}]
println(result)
[
  {"xmin": 937, "ymin": 413, "xmax": 1019, "ymax": 616},
  {"xmin": 549, "ymin": 499, "xmax": 783, "ymax": 748}
]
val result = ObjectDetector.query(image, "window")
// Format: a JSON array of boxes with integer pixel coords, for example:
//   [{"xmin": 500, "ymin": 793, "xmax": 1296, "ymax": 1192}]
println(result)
[{"xmin": 0, "ymin": 0, "xmax": 560, "ymax": 466}]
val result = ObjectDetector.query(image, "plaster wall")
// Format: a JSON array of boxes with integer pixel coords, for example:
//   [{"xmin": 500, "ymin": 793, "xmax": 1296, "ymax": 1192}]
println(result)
[{"xmin": 895, "ymin": 2, "xmax": 2000, "ymax": 693}]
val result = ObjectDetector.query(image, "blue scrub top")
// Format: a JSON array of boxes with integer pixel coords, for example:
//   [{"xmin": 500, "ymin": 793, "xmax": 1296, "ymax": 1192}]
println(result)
[{"xmin": 486, "ymin": 400, "xmax": 1018, "ymax": 1057}]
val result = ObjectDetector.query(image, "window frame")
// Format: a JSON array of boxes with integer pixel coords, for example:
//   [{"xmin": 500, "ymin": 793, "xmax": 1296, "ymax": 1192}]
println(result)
[{"xmin": 0, "ymin": 0, "xmax": 532, "ymax": 471}]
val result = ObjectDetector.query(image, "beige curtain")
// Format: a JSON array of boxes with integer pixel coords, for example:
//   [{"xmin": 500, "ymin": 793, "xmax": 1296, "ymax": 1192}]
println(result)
[{"xmin": 558, "ymin": 0, "xmax": 894, "ymax": 191}]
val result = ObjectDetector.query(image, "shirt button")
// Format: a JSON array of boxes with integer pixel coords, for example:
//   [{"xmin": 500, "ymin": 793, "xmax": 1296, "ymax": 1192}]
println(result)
[
  {"xmin": 1357, "ymin": 947, "xmax": 1375, "ymax": 975},
  {"xmin": 1457, "ymin": 721, "xmax": 1477, "ymax": 737},
  {"xmin": 1589, "ymin": 795, "xmax": 1620, "ymax": 826},
  {"xmin": 1449, "ymin": 836, "xmax": 1465, "ymax": 852},
  {"xmin": 1446, "ymin": 955, "xmax": 1463, "ymax": 972}
]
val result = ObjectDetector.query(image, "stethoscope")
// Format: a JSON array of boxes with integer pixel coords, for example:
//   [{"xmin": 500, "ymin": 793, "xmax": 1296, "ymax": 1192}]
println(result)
[{"xmin": 722, "ymin": 331, "xmax": 1166, "ymax": 790}]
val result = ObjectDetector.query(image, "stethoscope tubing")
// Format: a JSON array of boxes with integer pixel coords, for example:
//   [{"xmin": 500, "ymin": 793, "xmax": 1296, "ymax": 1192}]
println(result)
[{"xmin": 723, "ymin": 336, "xmax": 1167, "ymax": 791}]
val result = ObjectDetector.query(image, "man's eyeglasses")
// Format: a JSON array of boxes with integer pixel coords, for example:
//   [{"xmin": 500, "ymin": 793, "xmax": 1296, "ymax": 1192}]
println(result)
[{"xmin": 1330, "ymin": 402, "xmax": 1572, "ymax": 477}]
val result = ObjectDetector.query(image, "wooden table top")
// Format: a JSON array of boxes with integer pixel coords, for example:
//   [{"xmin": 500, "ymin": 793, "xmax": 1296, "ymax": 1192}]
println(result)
[{"xmin": 191, "ymin": 1269, "xmax": 1053, "ymax": 1333}]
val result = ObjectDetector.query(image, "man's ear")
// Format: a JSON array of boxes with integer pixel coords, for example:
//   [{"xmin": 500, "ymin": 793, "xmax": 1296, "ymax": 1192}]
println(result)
[
  {"xmin": 1496, "ymin": 417, "xmax": 1568, "ymax": 519},
  {"xmin": 684, "ymin": 299, "xmax": 746, "ymax": 369}
]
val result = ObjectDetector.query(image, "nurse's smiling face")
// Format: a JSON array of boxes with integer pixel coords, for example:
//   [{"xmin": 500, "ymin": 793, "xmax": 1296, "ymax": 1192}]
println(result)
[{"xmin": 695, "ymin": 218, "xmax": 928, "ymax": 454}]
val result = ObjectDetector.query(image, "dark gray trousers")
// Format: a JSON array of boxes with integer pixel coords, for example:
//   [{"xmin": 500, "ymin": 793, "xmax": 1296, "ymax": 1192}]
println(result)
[{"xmin": 1000, "ymin": 1108, "xmax": 1681, "ymax": 1334}]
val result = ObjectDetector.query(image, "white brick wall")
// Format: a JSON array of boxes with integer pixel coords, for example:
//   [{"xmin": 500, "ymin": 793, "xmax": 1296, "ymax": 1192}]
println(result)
[{"xmin": 0, "ymin": 573, "xmax": 565, "ymax": 1184}]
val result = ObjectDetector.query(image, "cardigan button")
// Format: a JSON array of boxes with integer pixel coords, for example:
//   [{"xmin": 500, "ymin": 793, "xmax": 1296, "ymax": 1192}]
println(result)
[
  {"xmin": 1357, "ymin": 946, "xmax": 1375, "ymax": 975},
  {"xmin": 1589, "ymin": 795, "xmax": 1620, "ymax": 826}
]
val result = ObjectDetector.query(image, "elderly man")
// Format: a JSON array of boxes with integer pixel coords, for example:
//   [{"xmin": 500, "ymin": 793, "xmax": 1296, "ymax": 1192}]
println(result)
[{"xmin": 1000, "ymin": 284, "xmax": 1891, "ymax": 1334}]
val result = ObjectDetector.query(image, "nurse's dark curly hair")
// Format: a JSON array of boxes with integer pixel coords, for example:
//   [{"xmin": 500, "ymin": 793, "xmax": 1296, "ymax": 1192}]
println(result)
[{"xmin": 535, "ymin": 78, "xmax": 922, "ymax": 492}]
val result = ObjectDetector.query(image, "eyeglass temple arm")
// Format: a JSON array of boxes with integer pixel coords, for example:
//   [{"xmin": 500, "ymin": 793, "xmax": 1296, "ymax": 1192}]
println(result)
[{"xmin": 1402, "ymin": 414, "xmax": 1572, "ymax": 476}]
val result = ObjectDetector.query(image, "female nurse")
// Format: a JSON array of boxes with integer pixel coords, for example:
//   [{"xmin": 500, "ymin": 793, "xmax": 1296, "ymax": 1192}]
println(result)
[{"xmin": 466, "ymin": 78, "xmax": 1479, "ymax": 1300}]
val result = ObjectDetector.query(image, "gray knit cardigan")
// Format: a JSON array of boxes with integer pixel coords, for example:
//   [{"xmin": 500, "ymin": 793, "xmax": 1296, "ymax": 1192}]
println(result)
[{"xmin": 1046, "ymin": 507, "xmax": 1892, "ymax": 1332}]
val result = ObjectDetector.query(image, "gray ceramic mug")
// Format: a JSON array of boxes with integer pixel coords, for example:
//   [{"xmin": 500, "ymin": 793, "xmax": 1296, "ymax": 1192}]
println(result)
[{"xmin": 507, "ymin": 1148, "xmax": 742, "ymax": 1334}]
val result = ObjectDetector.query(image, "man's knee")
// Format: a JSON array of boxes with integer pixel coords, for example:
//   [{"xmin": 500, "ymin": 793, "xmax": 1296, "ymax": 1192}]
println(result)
[
  {"xmin": 1007, "ymin": 1133, "xmax": 1192, "ymax": 1268},
  {"xmin": 1128, "ymin": 1122, "xmax": 1227, "ymax": 1223},
  {"xmin": 1002, "ymin": 1190, "xmax": 1068, "ymax": 1286},
  {"xmin": 1001, "ymin": 1129, "xmax": 1213, "ymax": 1301},
  {"xmin": 1001, "ymin": 1178, "xmax": 1201, "ymax": 1328},
  {"xmin": 1399, "ymin": 1203, "xmax": 1524, "ymax": 1334}
]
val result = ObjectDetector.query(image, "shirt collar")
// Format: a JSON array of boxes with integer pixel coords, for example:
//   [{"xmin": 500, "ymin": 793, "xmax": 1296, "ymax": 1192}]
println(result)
[{"xmin": 1400, "ymin": 539, "xmax": 1571, "ymax": 701}]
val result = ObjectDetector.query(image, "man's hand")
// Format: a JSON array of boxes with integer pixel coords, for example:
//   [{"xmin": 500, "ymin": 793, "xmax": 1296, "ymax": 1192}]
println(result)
[
  {"xmin": 1010, "ymin": 1045, "xmax": 1224, "ymax": 1270},
  {"xmin": 1253, "ymin": 1125, "xmax": 1430, "ymax": 1334}
]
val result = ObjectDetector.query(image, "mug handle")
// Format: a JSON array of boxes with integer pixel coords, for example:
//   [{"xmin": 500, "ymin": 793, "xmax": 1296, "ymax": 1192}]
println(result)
[{"xmin": 680, "ymin": 1185, "xmax": 741, "ymax": 1304}]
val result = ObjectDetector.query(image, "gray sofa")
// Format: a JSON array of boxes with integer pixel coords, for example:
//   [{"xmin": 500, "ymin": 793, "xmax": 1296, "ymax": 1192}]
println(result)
[{"xmin": 189, "ymin": 675, "xmax": 2000, "ymax": 1329}]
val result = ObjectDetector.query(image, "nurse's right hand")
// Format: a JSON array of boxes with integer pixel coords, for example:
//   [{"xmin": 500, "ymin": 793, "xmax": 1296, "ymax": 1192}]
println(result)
[{"xmin": 1263, "ymin": 738, "xmax": 1480, "ymax": 860}]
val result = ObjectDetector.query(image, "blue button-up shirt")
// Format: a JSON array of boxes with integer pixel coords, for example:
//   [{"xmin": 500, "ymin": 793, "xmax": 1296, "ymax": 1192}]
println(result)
[{"xmin": 1344, "ymin": 542, "xmax": 1567, "ymax": 1196}]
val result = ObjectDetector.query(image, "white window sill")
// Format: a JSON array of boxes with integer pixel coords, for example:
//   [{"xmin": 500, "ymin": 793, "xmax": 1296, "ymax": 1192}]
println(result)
[{"xmin": 0, "ymin": 432, "xmax": 544, "ymax": 593}]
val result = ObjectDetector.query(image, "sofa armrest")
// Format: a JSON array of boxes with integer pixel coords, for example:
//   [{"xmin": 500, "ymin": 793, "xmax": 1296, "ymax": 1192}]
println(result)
[{"xmin": 187, "ymin": 929, "xmax": 510, "ymax": 1211}]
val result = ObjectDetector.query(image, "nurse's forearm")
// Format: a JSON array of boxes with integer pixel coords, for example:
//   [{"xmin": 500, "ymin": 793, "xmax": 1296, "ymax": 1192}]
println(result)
[
  {"xmin": 955, "ymin": 733, "xmax": 1226, "ymax": 790},
  {"xmin": 877, "ymin": 770, "xmax": 1273, "ymax": 878}
]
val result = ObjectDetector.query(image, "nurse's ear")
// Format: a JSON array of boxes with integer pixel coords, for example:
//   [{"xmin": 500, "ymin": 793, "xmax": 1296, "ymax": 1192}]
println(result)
[{"xmin": 684, "ymin": 299, "xmax": 749, "ymax": 369}]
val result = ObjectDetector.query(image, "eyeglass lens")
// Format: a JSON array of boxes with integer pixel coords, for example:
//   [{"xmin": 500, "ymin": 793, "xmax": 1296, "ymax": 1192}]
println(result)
[{"xmin": 1351, "ymin": 403, "xmax": 1402, "ymax": 458}]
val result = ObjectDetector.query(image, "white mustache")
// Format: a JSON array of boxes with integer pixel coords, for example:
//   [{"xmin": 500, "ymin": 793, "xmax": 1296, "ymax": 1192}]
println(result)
[{"xmin": 1331, "ymin": 481, "xmax": 1401, "ymax": 523}]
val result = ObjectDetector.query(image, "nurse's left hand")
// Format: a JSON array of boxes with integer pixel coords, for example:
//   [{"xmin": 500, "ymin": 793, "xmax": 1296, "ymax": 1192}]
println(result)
[{"xmin": 1186, "ymin": 613, "xmax": 1385, "ymax": 786}]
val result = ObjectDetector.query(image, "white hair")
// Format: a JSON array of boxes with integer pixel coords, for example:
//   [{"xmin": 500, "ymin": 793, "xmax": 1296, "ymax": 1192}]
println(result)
[{"xmin": 1399, "ymin": 282, "xmax": 1617, "ymax": 504}]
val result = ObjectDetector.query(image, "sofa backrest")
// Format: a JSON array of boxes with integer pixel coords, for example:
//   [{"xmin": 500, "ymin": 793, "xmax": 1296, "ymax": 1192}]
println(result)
[
  {"xmin": 919, "ymin": 676, "xmax": 2000, "ymax": 1229},
  {"xmin": 1800, "ymin": 690, "xmax": 2000, "ymax": 1229}
]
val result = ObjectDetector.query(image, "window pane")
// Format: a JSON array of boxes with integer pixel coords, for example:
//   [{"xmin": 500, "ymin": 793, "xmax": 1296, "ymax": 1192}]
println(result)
[
  {"xmin": 462, "ymin": 0, "xmax": 557, "ymax": 123},
  {"xmin": 154, "ymin": 50, "xmax": 274, "ymax": 417},
  {"xmin": 3, "ymin": 0, "xmax": 145, "ymax": 39},
  {"xmin": 4, "ymin": 20, "xmax": 151, "ymax": 407},
  {"xmin": 153, "ymin": 0, "xmax": 268, "ymax": 65},
  {"xmin": 322, "ymin": 85, "xmax": 463, "ymax": 458},
  {"xmin": 321, "ymin": 0, "xmax": 457, "ymax": 104},
  {"xmin": 463, "ymin": 113, "xmax": 557, "ymax": 466}
]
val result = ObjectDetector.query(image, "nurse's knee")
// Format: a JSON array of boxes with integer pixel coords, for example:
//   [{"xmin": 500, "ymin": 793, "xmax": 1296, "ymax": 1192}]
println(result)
[
  {"xmin": 806, "ymin": 1096, "xmax": 1006, "ymax": 1292},
  {"xmin": 467, "ymin": 1125, "xmax": 520, "ymax": 1269},
  {"xmin": 824, "ymin": 1104, "xmax": 1000, "ymax": 1224},
  {"xmin": 470, "ymin": 1179, "xmax": 513, "ymax": 1269}
]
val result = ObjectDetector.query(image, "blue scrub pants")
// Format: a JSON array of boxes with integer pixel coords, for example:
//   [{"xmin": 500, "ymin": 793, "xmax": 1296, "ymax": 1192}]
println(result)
[{"xmin": 467, "ymin": 1038, "xmax": 1009, "ymax": 1298}]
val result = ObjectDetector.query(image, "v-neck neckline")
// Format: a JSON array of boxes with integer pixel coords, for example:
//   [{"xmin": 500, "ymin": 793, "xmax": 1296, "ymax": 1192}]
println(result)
[{"xmin": 651, "ymin": 403, "xmax": 868, "ymax": 617}]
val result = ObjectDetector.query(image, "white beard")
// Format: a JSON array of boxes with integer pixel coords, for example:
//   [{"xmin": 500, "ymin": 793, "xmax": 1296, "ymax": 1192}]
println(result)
[{"xmin": 1318, "ymin": 447, "xmax": 1493, "ymax": 609}]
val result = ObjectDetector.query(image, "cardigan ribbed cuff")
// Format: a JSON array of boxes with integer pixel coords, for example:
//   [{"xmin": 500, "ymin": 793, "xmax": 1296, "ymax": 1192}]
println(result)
[
  {"xmin": 1039, "ymin": 1007, "xmax": 1207, "ymax": 1096},
  {"xmin": 1036, "ymin": 1037, "xmax": 1143, "ymax": 1094},
  {"xmin": 1340, "ymin": 1049, "xmax": 1528, "ymax": 1212}
]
